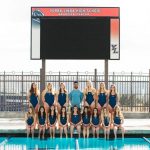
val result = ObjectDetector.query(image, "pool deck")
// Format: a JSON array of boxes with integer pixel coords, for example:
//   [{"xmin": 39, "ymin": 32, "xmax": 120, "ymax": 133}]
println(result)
[{"xmin": 0, "ymin": 118, "xmax": 150, "ymax": 136}]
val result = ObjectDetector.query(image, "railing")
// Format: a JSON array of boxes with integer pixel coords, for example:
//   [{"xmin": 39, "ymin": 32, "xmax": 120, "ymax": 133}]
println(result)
[{"xmin": 0, "ymin": 70, "xmax": 150, "ymax": 112}]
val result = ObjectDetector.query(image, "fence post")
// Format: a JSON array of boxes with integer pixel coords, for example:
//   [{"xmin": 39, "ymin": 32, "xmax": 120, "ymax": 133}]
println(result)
[
  {"xmin": 94, "ymin": 69, "xmax": 97, "ymax": 89},
  {"xmin": 104, "ymin": 60, "xmax": 108, "ymax": 89},
  {"xmin": 149, "ymin": 69, "xmax": 150, "ymax": 113},
  {"xmin": 3, "ymin": 71, "xmax": 5, "ymax": 111},
  {"xmin": 112, "ymin": 72, "xmax": 115, "ymax": 84},
  {"xmin": 77, "ymin": 71, "xmax": 79, "ymax": 81},
  {"xmin": 131, "ymin": 72, "xmax": 133, "ymax": 111},
  {"xmin": 58, "ymin": 71, "xmax": 61, "ymax": 86},
  {"xmin": 21, "ymin": 71, "xmax": 24, "ymax": 111}
]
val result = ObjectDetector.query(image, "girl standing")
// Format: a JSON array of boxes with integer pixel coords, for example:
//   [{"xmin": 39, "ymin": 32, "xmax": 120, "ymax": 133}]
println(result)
[
  {"xmin": 83, "ymin": 80, "xmax": 97, "ymax": 110},
  {"xmin": 27, "ymin": 83, "xmax": 40, "ymax": 113},
  {"xmin": 42, "ymin": 83, "xmax": 56, "ymax": 115},
  {"xmin": 108, "ymin": 84, "xmax": 119, "ymax": 112},
  {"xmin": 97, "ymin": 82, "xmax": 108, "ymax": 111},
  {"xmin": 56, "ymin": 82, "xmax": 69, "ymax": 113}
]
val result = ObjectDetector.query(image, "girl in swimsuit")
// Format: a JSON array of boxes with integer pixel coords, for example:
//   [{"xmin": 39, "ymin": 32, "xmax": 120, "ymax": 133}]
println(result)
[
  {"xmin": 82, "ymin": 106, "xmax": 91, "ymax": 138},
  {"xmin": 27, "ymin": 83, "xmax": 40, "ymax": 126},
  {"xmin": 25, "ymin": 106, "xmax": 35, "ymax": 138},
  {"xmin": 101, "ymin": 107, "xmax": 111, "ymax": 139},
  {"xmin": 70, "ymin": 105, "xmax": 82, "ymax": 138},
  {"xmin": 113, "ymin": 105, "xmax": 124, "ymax": 139},
  {"xmin": 108, "ymin": 84, "xmax": 120, "ymax": 127},
  {"xmin": 83, "ymin": 80, "xmax": 97, "ymax": 111},
  {"xmin": 97, "ymin": 82, "xmax": 108, "ymax": 112},
  {"xmin": 47, "ymin": 105, "xmax": 57, "ymax": 138},
  {"xmin": 56, "ymin": 82, "xmax": 69, "ymax": 113},
  {"xmin": 58, "ymin": 106, "xmax": 68, "ymax": 138},
  {"xmin": 91, "ymin": 108, "xmax": 101, "ymax": 138},
  {"xmin": 42, "ymin": 83, "xmax": 56, "ymax": 116},
  {"xmin": 38, "ymin": 106, "xmax": 46, "ymax": 139},
  {"xmin": 108, "ymin": 84, "xmax": 119, "ymax": 111}
]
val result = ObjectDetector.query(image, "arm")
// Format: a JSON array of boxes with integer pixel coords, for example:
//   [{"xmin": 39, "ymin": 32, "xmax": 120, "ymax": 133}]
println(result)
[
  {"xmin": 58, "ymin": 114, "xmax": 61, "ymax": 126},
  {"xmin": 101, "ymin": 113, "xmax": 104, "ymax": 126},
  {"xmin": 82, "ymin": 89, "xmax": 86, "ymax": 106},
  {"xmin": 68, "ymin": 91, "xmax": 72, "ymax": 102},
  {"xmin": 55, "ymin": 91, "xmax": 58, "ymax": 105},
  {"xmin": 80, "ymin": 91, "xmax": 84, "ymax": 107},
  {"xmin": 37, "ymin": 90, "xmax": 40, "ymax": 104},
  {"xmin": 66, "ymin": 93, "xmax": 69, "ymax": 107}
]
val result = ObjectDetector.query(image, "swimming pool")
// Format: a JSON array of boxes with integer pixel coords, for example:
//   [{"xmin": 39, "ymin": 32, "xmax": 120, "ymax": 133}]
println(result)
[{"xmin": 0, "ymin": 137, "xmax": 149, "ymax": 150}]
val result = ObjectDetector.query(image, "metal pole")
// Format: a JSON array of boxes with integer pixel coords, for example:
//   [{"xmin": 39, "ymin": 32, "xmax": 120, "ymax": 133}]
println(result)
[
  {"xmin": 59, "ymin": 71, "xmax": 61, "ymax": 86},
  {"xmin": 94, "ymin": 69, "xmax": 97, "ymax": 89},
  {"xmin": 40, "ymin": 59, "xmax": 46, "ymax": 105},
  {"xmin": 104, "ymin": 60, "xmax": 109, "ymax": 89},
  {"xmin": 149, "ymin": 69, "xmax": 150, "ymax": 113},
  {"xmin": 131, "ymin": 72, "xmax": 133, "ymax": 112},
  {"xmin": 21, "ymin": 71, "xmax": 24, "ymax": 111},
  {"xmin": 4, "ymin": 71, "xmax": 5, "ymax": 111},
  {"xmin": 77, "ymin": 71, "xmax": 79, "ymax": 82}
]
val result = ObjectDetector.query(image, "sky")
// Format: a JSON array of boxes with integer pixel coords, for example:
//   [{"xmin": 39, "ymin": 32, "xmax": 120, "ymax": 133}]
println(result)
[{"xmin": 0, "ymin": 0, "xmax": 150, "ymax": 73}]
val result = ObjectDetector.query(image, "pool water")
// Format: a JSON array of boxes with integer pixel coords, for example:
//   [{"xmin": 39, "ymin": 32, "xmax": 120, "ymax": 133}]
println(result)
[{"xmin": 0, "ymin": 137, "xmax": 150, "ymax": 150}]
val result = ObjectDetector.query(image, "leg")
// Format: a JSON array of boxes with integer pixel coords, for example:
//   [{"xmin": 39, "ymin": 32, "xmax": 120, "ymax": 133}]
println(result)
[
  {"xmin": 106, "ymin": 127, "xmax": 110, "ymax": 140},
  {"xmin": 120, "ymin": 126, "xmax": 125, "ymax": 138},
  {"xmin": 96, "ymin": 127, "xmax": 99, "ymax": 138},
  {"xmin": 39, "ymin": 127, "xmax": 42, "ymax": 139},
  {"xmin": 87, "ymin": 126, "xmax": 90, "ymax": 138},
  {"xmin": 42, "ymin": 126, "xmax": 45, "ymax": 139},
  {"xmin": 97, "ymin": 103, "xmax": 102, "ymax": 113},
  {"xmin": 44, "ymin": 102, "xmax": 49, "ymax": 117},
  {"xmin": 31, "ymin": 126, "xmax": 35, "ymax": 138},
  {"xmin": 114, "ymin": 126, "xmax": 118, "ymax": 139},
  {"xmin": 27, "ymin": 127, "xmax": 30, "ymax": 138},
  {"xmin": 77, "ymin": 125, "xmax": 81, "ymax": 138},
  {"xmin": 52, "ymin": 127, "xmax": 55, "ymax": 138},
  {"xmin": 60, "ymin": 126, "xmax": 63, "ymax": 138},
  {"xmin": 70, "ymin": 125, "xmax": 74, "ymax": 138},
  {"xmin": 83, "ymin": 126, "xmax": 86, "ymax": 138},
  {"xmin": 92, "ymin": 126, "xmax": 95, "ymax": 138},
  {"xmin": 90, "ymin": 101, "xmax": 96, "ymax": 112},
  {"xmin": 49, "ymin": 127, "xmax": 52, "ymax": 138},
  {"xmin": 57, "ymin": 103, "xmax": 61, "ymax": 113},
  {"xmin": 104, "ymin": 127, "xmax": 106, "ymax": 139},
  {"xmin": 64, "ymin": 126, "xmax": 68, "ymax": 138}
]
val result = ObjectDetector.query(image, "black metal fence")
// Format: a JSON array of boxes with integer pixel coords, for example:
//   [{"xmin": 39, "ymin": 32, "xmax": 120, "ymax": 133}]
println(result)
[{"xmin": 0, "ymin": 70, "xmax": 150, "ymax": 112}]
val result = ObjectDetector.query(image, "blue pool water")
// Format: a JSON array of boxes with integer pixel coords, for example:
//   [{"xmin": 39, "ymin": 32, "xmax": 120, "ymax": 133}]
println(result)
[{"xmin": 0, "ymin": 137, "xmax": 150, "ymax": 150}]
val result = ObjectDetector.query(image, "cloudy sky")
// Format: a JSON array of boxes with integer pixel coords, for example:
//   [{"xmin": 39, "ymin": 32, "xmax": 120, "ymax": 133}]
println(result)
[{"xmin": 0, "ymin": 0, "xmax": 150, "ymax": 73}]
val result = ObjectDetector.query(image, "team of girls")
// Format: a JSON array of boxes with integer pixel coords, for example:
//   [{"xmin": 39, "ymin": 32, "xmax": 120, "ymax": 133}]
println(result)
[
  {"xmin": 26, "ymin": 82, "xmax": 124, "ymax": 139},
  {"xmin": 27, "ymin": 81, "xmax": 119, "ymax": 112},
  {"xmin": 25, "ymin": 105, "xmax": 124, "ymax": 139}
]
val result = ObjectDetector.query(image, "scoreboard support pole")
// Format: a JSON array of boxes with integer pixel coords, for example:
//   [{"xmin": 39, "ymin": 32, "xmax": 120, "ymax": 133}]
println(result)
[
  {"xmin": 104, "ymin": 59, "xmax": 109, "ymax": 89},
  {"xmin": 40, "ymin": 59, "xmax": 46, "ymax": 105}
]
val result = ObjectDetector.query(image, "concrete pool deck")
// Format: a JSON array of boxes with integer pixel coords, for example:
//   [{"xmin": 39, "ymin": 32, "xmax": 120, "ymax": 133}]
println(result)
[{"xmin": 0, "ymin": 118, "xmax": 150, "ymax": 135}]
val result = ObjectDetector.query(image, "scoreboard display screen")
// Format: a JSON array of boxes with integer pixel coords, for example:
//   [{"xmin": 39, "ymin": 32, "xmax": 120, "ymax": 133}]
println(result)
[{"xmin": 31, "ymin": 7, "xmax": 120, "ymax": 60}]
